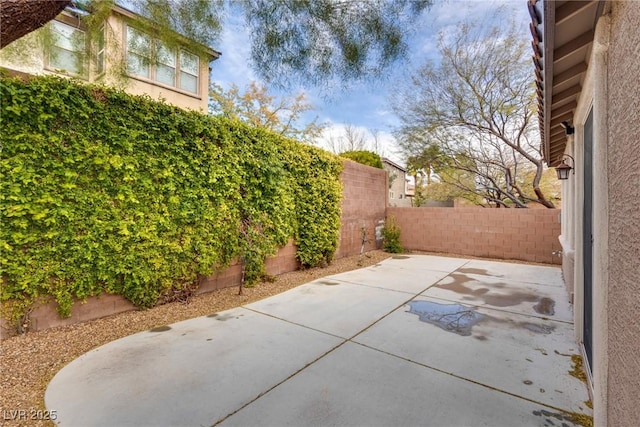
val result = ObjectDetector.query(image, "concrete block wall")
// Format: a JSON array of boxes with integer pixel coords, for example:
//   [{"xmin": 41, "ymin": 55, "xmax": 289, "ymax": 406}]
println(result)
[
  {"xmin": 336, "ymin": 160, "xmax": 388, "ymax": 258},
  {"xmin": 388, "ymin": 207, "xmax": 562, "ymax": 265}
]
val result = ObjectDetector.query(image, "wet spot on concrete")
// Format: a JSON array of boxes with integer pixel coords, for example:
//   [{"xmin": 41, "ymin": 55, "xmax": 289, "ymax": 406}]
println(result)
[
  {"xmin": 215, "ymin": 313, "xmax": 241, "ymax": 321},
  {"xmin": 318, "ymin": 280, "xmax": 340, "ymax": 286},
  {"xmin": 206, "ymin": 338, "xmax": 212, "ymax": 341},
  {"xmin": 406, "ymin": 300, "xmax": 485, "ymax": 336},
  {"xmin": 521, "ymin": 322, "xmax": 555, "ymax": 335},
  {"xmin": 532, "ymin": 409, "xmax": 583, "ymax": 427},
  {"xmin": 149, "ymin": 325, "xmax": 171, "ymax": 332},
  {"xmin": 207, "ymin": 313, "xmax": 219, "ymax": 318},
  {"xmin": 534, "ymin": 297, "xmax": 556, "ymax": 315},
  {"xmin": 523, "ymin": 380, "xmax": 533, "ymax": 385},
  {"xmin": 392, "ymin": 255, "xmax": 410, "ymax": 259},
  {"xmin": 438, "ymin": 274, "xmax": 557, "ymax": 312},
  {"xmin": 474, "ymin": 335, "xmax": 488, "ymax": 341}
]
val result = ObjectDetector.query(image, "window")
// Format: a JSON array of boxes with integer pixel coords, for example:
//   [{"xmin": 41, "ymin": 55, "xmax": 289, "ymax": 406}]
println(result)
[
  {"xmin": 126, "ymin": 26, "xmax": 151, "ymax": 79},
  {"xmin": 156, "ymin": 42, "xmax": 176, "ymax": 86},
  {"xmin": 126, "ymin": 25, "xmax": 200, "ymax": 94},
  {"xmin": 179, "ymin": 50, "xmax": 198, "ymax": 93},
  {"xmin": 49, "ymin": 21, "xmax": 86, "ymax": 77}
]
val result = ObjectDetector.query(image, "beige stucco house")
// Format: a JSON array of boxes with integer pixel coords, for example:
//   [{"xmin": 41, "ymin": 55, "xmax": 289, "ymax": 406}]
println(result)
[
  {"xmin": 382, "ymin": 158, "xmax": 411, "ymax": 207},
  {"xmin": 0, "ymin": 4, "xmax": 220, "ymax": 112},
  {"xmin": 532, "ymin": 1, "xmax": 639, "ymax": 425}
]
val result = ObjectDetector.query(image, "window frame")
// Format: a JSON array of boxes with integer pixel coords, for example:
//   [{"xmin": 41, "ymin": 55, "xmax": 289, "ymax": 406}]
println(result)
[
  {"xmin": 46, "ymin": 19, "xmax": 88, "ymax": 79},
  {"xmin": 124, "ymin": 24, "xmax": 201, "ymax": 96}
]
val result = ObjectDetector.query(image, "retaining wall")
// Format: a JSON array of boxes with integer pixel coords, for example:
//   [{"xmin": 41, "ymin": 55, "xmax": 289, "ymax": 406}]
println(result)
[{"xmin": 388, "ymin": 207, "xmax": 562, "ymax": 265}]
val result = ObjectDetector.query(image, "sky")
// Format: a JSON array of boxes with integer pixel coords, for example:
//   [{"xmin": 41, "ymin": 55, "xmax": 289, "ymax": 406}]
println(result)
[{"xmin": 210, "ymin": 0, "xmax": 530, "ymax": 164}]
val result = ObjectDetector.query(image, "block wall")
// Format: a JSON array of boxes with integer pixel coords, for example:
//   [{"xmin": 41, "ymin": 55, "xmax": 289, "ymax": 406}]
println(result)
[
  {"xmin": 388, "ymin": 207, "xmax": 562, "ymax": 265},
  {"xmin": 336, "ymin": 160, "xmax": 388, "ymax": 258}
]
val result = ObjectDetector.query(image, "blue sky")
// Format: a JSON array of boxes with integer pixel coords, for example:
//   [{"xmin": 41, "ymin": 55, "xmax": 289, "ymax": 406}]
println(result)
[{"xmin": 210, "ymin": 0, "xmax": 530, "ymax": 164}]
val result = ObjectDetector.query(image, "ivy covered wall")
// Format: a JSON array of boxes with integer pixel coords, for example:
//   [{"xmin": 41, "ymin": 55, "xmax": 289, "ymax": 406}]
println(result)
[{"xmin": 0, "ymin": 76, "xmax": 343, "ymax": 323}]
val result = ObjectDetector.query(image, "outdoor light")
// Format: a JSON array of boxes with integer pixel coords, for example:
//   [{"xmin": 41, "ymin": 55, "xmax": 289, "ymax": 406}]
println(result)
[
  {"xmin": 555, "ymin": 154, "xmax": 575, "ymax": 180},
  {"xmin": 561, "ymin": 121, "xmax": 575, "ymax": 135}
]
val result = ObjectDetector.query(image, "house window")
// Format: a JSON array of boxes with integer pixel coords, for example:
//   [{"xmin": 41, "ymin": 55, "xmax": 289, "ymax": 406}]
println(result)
[
  {"xmin": 49, "ymin": 20, "xmax": 86, "ymax": 77},
  {"xmin": 156, "ymin": 42, "xmax": 176, "ymax": 86},
  {"xmin": 126, "ymin": 25, "xmax": 199, "ymax": 95},
  {"xmin": 179, "ymin": 50, "xmax": 199, "ymax": 93},
  {"xmin": 126, "ymin": 26, "xmax": 151, "ymax": 79}
]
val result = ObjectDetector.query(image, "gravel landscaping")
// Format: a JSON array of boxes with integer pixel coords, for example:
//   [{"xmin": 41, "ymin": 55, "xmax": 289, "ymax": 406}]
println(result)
[{"xmin": 0, "ymin": 250, "xmax": 391, "ymax": 427}]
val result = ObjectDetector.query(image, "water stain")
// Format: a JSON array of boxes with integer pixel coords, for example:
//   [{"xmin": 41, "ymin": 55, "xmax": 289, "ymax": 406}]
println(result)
[
  {"xmin": 149, "ymin": 325, "xmax": 171, "ymax": 332},
  {"xmin": 207, "ymin": 313, "xmax": 219, "ymax": 318},
  {"xmin": 534, "ymin": 297, "xmax": 556, "ymax": 315},
  {"xmin": 474, "ymin": 335, "xmax": 488, "ymax": 341},
  {"xmin": 438, "ymin": 273, "xmax": 556, "ymax": 313},
  {"xmin": 523, "ymin": 380, "xmax": 533, "ymax": 385},
  {"xmin": 406, "ymin": 300, "xmax": 485, "ymax": 336},
  {"xmin": 318, "ymin": 280, "xmax": 340, "ymax": 286},
  {"xmin": 392, "ymin": 255, "xmax": 410, "ymax": 259},
  {"xmin": 214, "ymin": 313, "xmax": 243, "ymax": 321},
  {"xmin": 532, "ymin": 409, "xmax": 587, "ymax": 427},
  {"xmin": 522, "ymin": 322, "xmax": 555, "ymax": 335}
]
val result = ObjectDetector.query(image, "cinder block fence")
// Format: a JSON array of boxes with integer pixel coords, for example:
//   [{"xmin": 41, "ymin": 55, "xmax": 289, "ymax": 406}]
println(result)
[{"xmin": 388, "ymin": 207, "xmax": 562, "ymax": 265}]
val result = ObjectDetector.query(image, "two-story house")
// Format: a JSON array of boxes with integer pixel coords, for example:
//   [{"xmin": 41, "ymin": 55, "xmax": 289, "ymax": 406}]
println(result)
[
  {"xmin": 0, "ymin": 4, "xmax": 220, "ymax": 111},
  {"xmin": 382, "ymin": 158, "xmax": 411, "ymax": 207}
]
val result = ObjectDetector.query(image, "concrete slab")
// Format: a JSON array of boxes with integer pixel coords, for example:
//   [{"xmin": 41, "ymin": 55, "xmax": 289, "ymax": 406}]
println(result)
[
  {"xmin": 323, "ymin": 263, "xmax": 450, "ymax": 295},
  {"xmin": 353, "ymin": 296, "xmax": 590, "ymax": 414},
  {"xmin": 423, "ymin": 271, "xmax": 573, "ymax": 322},
  {"xmin": 45, "ymin": 255, "xmax": 590, "ymax": 427},
  {"xmin": 454, "ymin": 259, "xmax": 564, "ymax": 287},
  {"xmin": 220, "ymin": 341, "xmax": 582, "ymax": 427},
  {"xmin": 45, "ymin": 307, "xmax": 342, "ymax": 427},
  {"xmin": 376, "ymin": 254, "xmax": 471, "ymax": 273},
  {"xmin": 245, "ymin": 279, "xmax": 412, "ymax": 338}
]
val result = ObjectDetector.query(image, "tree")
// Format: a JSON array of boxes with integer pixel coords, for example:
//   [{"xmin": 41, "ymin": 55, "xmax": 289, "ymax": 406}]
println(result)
[
  {"xmin": 393, "ymin": 12, "xmax": 555, "ymax": 208},
  {"xmin": 1, "ymin": 0, "xmax": 433, "ymax": 88},
  {"xmin": 0, "ymin": 0, "xmax": 70, "ymax": 49},
  {"xmin": 209, "ymin": 81, "xmax": 324, "ymax": 144}
]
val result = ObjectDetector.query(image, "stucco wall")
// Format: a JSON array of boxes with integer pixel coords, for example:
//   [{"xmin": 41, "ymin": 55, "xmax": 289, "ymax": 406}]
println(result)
[
  {"xmin": 388, "ymin": 207, "xmax": 562, "ymax": 265},
  {"xmin": 605, "ymin": 2, "xmax": 640, "ymax": 424}
]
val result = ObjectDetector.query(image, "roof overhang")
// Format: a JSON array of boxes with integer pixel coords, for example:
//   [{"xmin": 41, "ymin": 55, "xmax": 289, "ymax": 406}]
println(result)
[{"xmin": 531, "ymin": 0, "xmax": 604, "ymax": 166}]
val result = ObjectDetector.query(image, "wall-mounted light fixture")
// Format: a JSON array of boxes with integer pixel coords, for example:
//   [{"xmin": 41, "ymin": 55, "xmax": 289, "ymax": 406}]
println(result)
[
  {"xmin": 555, "ymin": 154, "xmax": 575, "ymax": 180},
  {"xmin": 561, "ymin": 121, "xmax": 575, "ymax": 135}
]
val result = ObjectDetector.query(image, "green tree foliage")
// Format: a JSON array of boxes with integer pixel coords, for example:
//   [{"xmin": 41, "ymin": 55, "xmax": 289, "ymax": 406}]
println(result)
[
  {"xmin": 394, "ymin": 10, "xmax": 554, "ymax": 208},
  {"xmin": 0, "ymin": 75, "xmax": 343, "ymax": 325},
  {"xmin": 2, "ymin": 0, "xmax": 433, "ymax": 89},
  {"xmin": 339, "ymin": 150, "xmax": 383, "ymax": 169},
  {"xmin": 209, "ymin": 81, "xmax": 324, "ymax": 144}
]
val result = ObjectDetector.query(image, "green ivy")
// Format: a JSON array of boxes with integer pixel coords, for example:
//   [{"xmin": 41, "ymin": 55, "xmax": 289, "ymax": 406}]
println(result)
[
  {"xmin": 0, "ymin": 76, "xmax": 343, "ymax": 325},
  {"xmin": 339, "ymin": 150, "xmax": 383, "ymax": 169}
]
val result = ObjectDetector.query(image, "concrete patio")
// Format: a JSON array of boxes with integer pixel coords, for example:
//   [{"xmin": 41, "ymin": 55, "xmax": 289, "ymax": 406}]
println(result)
[{"xmin": 45, "ymin": 255, "xmax": 592, "ymax": 426}]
